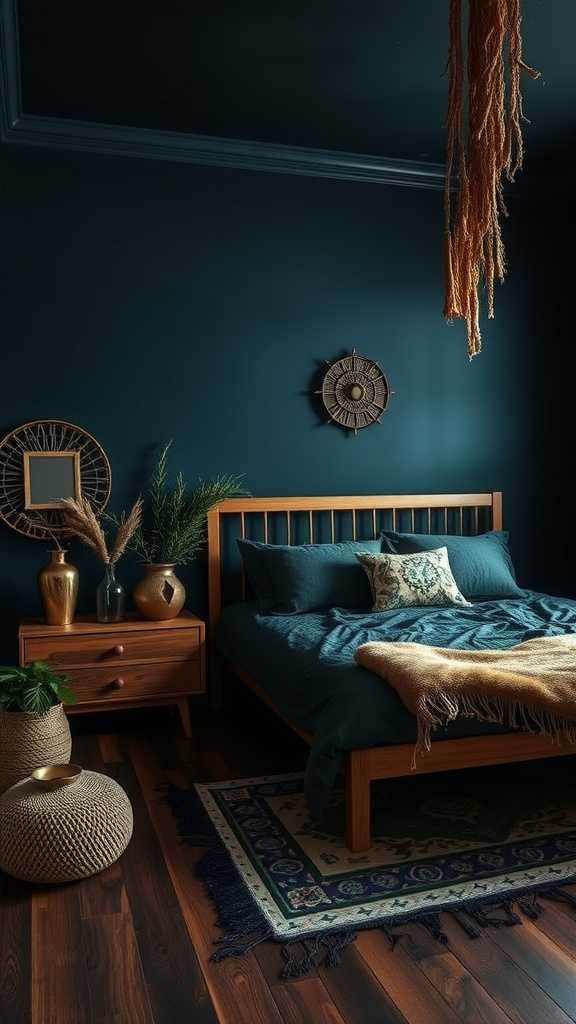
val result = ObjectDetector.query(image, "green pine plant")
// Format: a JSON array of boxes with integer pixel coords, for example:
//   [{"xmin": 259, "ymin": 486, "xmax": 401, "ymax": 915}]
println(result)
[
  {"xmin": 119, "ymin": 442, "xmax": 248, "ymax": 565},
  {"xmin": 0, "ymin": 662, "xmax": 76, "ymax": 714}
]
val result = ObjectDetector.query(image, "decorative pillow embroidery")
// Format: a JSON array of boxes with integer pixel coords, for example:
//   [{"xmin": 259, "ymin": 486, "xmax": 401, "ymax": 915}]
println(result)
[{"xmin": 356, "ymin": 548, "xmax": 472, "ymax": 611}]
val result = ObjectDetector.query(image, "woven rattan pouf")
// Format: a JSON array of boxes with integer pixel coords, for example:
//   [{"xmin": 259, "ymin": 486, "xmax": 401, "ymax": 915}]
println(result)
[{"xmin": 0, "ymin": 769, "xmax": 133, "ymax": 883}]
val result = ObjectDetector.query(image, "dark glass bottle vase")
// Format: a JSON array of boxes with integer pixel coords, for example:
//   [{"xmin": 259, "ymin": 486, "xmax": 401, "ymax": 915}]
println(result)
[{"xmin": 96, "ymin": 563, "xmax": 126, "ymax": 623}]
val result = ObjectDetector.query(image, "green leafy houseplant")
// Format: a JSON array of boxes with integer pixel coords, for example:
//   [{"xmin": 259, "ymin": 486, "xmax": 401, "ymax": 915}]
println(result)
[
  {"xmin": 111, "ymin": 442, "xmax": 248, "ymax": 621},
  {"xmin": 126, "ymin": 442, "xmax": 248, "ymax": 565},
  {"xmin": 0, "ymin": 662, "xmax": 76, "ymax": 714}
]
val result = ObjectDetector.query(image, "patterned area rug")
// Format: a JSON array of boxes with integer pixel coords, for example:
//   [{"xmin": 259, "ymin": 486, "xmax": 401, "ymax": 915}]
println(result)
[{"xmin": 165, "ymin": 764, "xmax": 576, "ymax": 975}]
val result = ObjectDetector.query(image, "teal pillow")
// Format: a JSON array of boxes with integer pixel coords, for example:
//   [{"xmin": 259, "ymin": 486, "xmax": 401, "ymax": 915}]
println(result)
[
  {"xmin": 380, "ymin": 530, "xmax": 522, "ymax": 600},
  {"xmin": 237, "ymin": 538, "xmax": 381, "ymax": 614}
]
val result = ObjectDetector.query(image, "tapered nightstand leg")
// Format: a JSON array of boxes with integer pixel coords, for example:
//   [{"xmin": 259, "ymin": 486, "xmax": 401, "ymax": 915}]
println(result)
[{"xmin": 177, "ymin": 698, "xmax": 192, "ymax": 737}]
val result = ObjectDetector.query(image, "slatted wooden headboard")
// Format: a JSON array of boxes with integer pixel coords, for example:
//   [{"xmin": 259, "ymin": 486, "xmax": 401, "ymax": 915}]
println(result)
[
  {"xmin": 206, "ymin": 492, "xmax": 502, "ymax": 631},
  {"xmin": 206, "ymin": 492, "xmax": 502, "ymax": 708}
]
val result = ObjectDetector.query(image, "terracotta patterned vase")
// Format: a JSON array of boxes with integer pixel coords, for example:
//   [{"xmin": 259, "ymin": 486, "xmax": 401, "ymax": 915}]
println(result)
[
  {"xmin": 0, "ymin": 704, "xmax": 72, "ymax": 792},
  {"xmin": 133, "ymin": 563, "xmax": 186, "ymax": 621}
]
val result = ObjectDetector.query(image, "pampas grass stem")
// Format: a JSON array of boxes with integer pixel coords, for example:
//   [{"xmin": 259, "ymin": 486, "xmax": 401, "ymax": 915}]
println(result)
[{"xmin": 62, "ymin": 496, "xmax": 142, "ymax": 566}]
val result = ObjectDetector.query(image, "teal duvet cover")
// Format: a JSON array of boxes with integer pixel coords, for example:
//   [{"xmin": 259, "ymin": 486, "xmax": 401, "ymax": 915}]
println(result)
[{"xmin": 217, "ymin": 593, "xmax": 576, "ymax": 818}]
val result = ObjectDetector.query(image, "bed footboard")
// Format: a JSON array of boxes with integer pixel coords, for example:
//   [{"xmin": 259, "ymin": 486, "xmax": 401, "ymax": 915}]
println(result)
[{"xmin": 344, "ymin": 733, "xmax": 576, "ymax": 852}]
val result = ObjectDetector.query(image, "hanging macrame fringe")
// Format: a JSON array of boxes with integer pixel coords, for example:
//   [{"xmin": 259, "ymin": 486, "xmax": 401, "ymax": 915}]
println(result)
[
  {"xmin": 163, "ymin": 783, "xmax": 576, "ymax": 979},
  {"xmin": 444, "ymin": 0, "xmax": 540, "ymax": 357}
]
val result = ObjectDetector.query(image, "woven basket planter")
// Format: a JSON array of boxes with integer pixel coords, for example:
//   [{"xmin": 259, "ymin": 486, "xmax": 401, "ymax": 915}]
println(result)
[{"xmin": 0, "ymin": 705, "xmax": 72, "ymax": 793}]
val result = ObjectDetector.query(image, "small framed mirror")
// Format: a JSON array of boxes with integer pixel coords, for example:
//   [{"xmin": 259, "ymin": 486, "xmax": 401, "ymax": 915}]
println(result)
[
  {"xmin": 23, "ymin": 451, "xmax": 81, "ymax": 510},
  {"xmin": 0, "ymin": 420, "xmax": 111, "ymax": 539}
]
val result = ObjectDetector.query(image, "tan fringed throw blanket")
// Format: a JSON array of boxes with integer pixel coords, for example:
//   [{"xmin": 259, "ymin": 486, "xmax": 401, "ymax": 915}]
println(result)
[{"xmin": 356, "ymin": 635, "xmax": 576, "ymax": 764}]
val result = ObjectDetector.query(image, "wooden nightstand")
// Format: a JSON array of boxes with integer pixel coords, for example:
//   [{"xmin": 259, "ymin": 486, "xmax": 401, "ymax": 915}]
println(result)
[{"xmin": 18, "ymin": 611, "xmax": 205, "ymax": 736}]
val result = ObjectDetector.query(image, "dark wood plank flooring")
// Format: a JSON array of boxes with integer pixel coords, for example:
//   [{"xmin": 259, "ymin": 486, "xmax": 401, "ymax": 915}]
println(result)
[{"xmin": 3, "ymin": 697, "xmax": 576, "ymax": 1024}]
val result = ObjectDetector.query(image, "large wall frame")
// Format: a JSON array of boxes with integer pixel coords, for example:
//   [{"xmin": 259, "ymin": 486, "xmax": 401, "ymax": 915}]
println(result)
[{"xmin": 0, "ymin": 0, "xmax": 444, "ymax": 189}]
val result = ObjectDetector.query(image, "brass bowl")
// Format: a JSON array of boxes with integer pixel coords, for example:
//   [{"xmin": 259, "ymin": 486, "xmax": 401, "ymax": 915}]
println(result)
[{"xmin": 32, "ymin": 764, "xmax": 82, "ymax": 788}]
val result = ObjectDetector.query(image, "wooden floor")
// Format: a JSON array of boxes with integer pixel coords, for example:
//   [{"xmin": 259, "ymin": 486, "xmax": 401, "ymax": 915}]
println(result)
[{"xmin": 4, "ymin": 697, "xmax": 576, "ymax": 1024}]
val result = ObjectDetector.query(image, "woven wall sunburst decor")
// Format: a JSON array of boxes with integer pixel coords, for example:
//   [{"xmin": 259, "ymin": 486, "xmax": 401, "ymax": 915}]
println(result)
[
  {"xmin": 315, "ymin": 350, "xmax": 392, "ymax": 435},
  {"xmin": 0, "ymin": 420, "xmax": 111, "ymax": 540}
]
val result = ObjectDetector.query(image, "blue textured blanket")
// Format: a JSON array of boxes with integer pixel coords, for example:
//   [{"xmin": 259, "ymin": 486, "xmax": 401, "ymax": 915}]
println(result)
[{"xmin": 217, "ymin": 592, "xmax": 576, "ymax": 817}]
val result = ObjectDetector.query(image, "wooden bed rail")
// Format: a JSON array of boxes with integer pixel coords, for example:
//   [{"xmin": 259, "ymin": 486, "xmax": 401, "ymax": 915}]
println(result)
[{"xmin": 206, "ymin": 492, "xmax": 502, "ymax": 706}]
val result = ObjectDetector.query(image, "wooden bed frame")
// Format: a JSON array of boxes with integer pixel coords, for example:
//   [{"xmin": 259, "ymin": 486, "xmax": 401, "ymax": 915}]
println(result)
[{"xmin": 207, "ymin": 493, "xmax": 574, "ymax": 852}]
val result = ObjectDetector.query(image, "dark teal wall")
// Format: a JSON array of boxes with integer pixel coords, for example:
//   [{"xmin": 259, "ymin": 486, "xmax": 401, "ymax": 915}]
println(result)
[
  {"xmin": 516, "ymin": 192, "xmax": 575, "ymax": 596},
  {"xmin": 0, "ymin": 145, "xmax": 538, "ymax": 659}
]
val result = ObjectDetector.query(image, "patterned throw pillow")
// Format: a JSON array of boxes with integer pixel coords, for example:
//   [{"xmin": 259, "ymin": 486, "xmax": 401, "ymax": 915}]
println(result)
[{"xmin": 356, "ymin": 547, "xmax": 472, "ymax": 611}]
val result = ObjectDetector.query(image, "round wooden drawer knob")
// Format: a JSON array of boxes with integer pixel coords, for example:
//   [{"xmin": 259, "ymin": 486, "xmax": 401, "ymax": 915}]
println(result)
[
  {"xmin": 112, "ymin": 678, "xmax": 125, "ymax": 689},
  {"xmin": 113, "ymin": 645, "xmax": 125, "ymax": 656}
]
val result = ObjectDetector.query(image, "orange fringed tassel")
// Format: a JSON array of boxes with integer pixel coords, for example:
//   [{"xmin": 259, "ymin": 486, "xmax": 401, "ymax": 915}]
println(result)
[{"xmin": 444, "ymin": 0, "xmax": 540, "ymax": 358}]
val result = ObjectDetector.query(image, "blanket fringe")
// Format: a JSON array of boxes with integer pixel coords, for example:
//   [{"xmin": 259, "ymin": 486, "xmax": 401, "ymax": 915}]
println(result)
[
  {"xmin": 162, "ymin": 782, "xmax": 576, "ymax": 978},
  {"xmin": 415, "ymin": 691, "xmax": 576, "ymax": 766}
]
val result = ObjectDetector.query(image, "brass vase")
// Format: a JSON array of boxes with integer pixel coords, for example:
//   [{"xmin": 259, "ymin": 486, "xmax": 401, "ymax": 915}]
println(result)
[
  {"xmin": 38, "ymin": 550, "xmax": 79, "ymax": 626},
  {"xmin": 133, "ymin": 564, "xmax": 186, "ymax": 621}
]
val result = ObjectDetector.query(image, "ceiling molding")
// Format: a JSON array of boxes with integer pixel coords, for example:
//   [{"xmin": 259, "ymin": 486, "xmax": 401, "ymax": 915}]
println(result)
[
  {"xmin": 1, "ymin": 117, "xmax": 447, "ymax": 189},
  {"xmin": 0, "ymin": 1, "xmax": 445, "ymax": 190}
]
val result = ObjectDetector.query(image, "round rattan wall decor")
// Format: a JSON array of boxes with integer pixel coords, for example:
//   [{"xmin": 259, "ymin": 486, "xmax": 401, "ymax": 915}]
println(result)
[
  {"xmin": 0, "ymin": 420, "xmax": 111, "ymax": 540},
  {"xmin": 315, "ymin": 350, "xmax": 392, "ymax": 435}
]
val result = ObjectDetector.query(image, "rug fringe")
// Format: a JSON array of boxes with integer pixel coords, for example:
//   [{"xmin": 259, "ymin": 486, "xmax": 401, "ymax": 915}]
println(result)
[
  {"xmin": 466, "ymin": 900, "xmax": 521, "ymax": 929},
  {"xmin": 280, "ymin": 930, "xmax": 358, "ymax": 978},
  {"xmin": 162, "ymin": 783, "xmax": 576, "ymax": 977},
  {"xmin": 451, "ymin": 910, "xmax": 482, "ymax": 938},
  {"xmin": 419, "ymin": 913, "xmax": 449, "ymax": 945},
  {"xmin": 516, "ymin": 893, "xmax": 544, "ymax": 920},
  {"xmin": 381, "ymin": 924, "xmax": 402, "ymax": 949}
]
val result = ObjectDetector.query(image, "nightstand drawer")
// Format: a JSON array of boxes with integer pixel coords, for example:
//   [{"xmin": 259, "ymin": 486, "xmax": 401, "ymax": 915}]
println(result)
[
  {"xmin": 68, "ymin": 661, "xmax": 204, "ymax": 703},
  {"xmin": 23, "ymin": 627, "xmax": 201, "ymax": 668}
]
